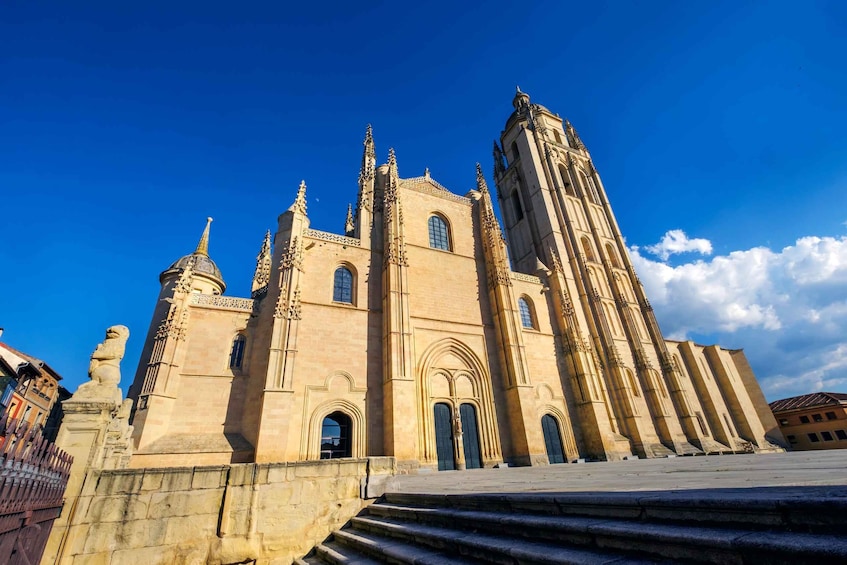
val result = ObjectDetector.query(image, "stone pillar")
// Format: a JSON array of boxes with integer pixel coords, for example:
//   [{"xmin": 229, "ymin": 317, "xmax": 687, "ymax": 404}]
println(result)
[{"xmin": 43, "ymin": 326, "xmax": 134, "ymax": 564}]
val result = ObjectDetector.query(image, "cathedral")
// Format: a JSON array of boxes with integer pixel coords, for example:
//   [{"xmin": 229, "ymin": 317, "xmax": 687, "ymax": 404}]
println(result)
[{"xmin": 126, "ymin": 90, "xmax": 783, "ymax": 470}]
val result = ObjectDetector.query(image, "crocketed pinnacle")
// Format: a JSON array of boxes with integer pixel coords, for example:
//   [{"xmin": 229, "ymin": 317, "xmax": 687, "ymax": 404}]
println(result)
[
  {"xmin": 289, "ymin": 180, "xmax": 308, "ymax": 215},
  {"xmin": 475, "ymin": 163, "xmax": 489, "ymax": 193}
]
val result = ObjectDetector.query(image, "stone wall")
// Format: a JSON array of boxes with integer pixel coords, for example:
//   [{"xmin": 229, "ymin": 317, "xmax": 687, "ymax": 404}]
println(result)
[{"xmin": 51, "ymin": 457, "xmax": 395, "ymax": 565}]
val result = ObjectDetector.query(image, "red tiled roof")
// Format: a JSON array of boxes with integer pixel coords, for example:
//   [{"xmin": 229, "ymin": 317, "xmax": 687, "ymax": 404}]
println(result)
[{"xmin": 769, "ymin": 392, "xmax": 847, "ymax": 412}]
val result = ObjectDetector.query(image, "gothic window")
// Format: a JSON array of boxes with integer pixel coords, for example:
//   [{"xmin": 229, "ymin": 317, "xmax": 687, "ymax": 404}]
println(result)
[
  {"xmin": 553, "ymin": 130, "xmax": 562, "ymax": 144},
  {"xmin": 511, "ymin": 190, "xmax": 524, "ymax": 222},
  {"xmin": 605, "ymin": 244, "xmax": 620, "ymax": 268},
  {"xmin": 428, "ymin": 215, "xmax": 451, "ymax": 251},
  {"xmin": 518, "ymin": 297, "xmax": 535, "ymax": 329},
  {"xmin": 579, "ymin": 170, "xmax": 600, "ymax": 204},
  {"xmin": 229, "ymin": 335, "xmax": 246, "ymax": 370},
  {"xmin": 333, "ymin": 266, "xmax": 354, "ymax": 303},
  {"xmin": 320, "ymin": 411, "xmax": 352, "ymax": 459},
  {"xmin": 558, "ymin": 164, "xmax": 575, "ymax": 197},
  {"xmin": 510, "ymin": 141, "xmax": 520, "ymax": 163},
  {"xmin": 581, "ymin": 237, "xmax": 595, "ymax": 262}
]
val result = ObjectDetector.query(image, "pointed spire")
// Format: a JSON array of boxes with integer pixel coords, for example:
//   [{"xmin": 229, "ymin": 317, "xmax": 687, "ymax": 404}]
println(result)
[
  {"xmin": 289, "ymin": 180, "xmax": 308, "ymax": 215},
  {"xmin": 252, "ymin": 230, "xmax": 272, "ymax": 297},
  {"xmin": 475, "ymin": 163, "xmax": 489, "ymax": 194},
  {"xmin": 512, "ymin": 86, "xmax": 530, "ymax": 111},
  {"xmin": 345, "ymin": 203, "xmax": 354, "ymax": 235},
  {"xmin": 387, "ymin": 148, "xmax": 399, "ymax": 183},
  {"xmin": 195, "ymin": 217, "xmax": 213, "ymax": 257},
  {"xmin": 359, "ymin": 124, "xmax": 376, "ymax": 182},
  {"xmin": 565, "ymin": 120, "xmax": 585, "ymax": 150}
]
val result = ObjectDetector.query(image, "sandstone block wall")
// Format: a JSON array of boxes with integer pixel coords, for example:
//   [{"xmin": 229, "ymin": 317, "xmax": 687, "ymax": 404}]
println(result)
[{"xmin": 52, "ymin": 457, "xmax": 395, "ymax": 565}]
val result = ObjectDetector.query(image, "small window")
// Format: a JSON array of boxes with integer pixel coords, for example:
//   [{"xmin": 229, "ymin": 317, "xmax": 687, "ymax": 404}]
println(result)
[
  {"xmin": 787, "ymin": 435, "xmax": 797, "ymax": 444},
  {"xmin": 558, "ymin": 164, "xmax": 575, "ymax": 197},
  {"xmin": 518, "ymin": 298, "xmax": 535, "ymax": 329},
  {"xmin": 229, "ymin": 335, "xmax": 246, "ymax": 369},
  {"xmin": 826, "ymin": 411, "xmax": 837, "ymax": 420},
  {"xmin": 553, "ymin": 130, "xmax": 562, "ymax": 144},
  {"xmin": 510, "ymin": 141, "xmax": 520, "ymax": 163},
  {"xmin": 836, "ymin": 430, "xmax": 847, "ymax": 440},
  {"xmin": 821, "ymin": 431, "xmax": 834, "ymax": 441},
  {"xmin": 813, "ymin": 413, "xmax": 823, "ymax": 422},
  {"xmin": 779, "ymin": 419, "xmax": 789, "ymax": 426},
  {"xmin": 800, "ymin": 415, "xmax": 810, "ymax": 424},
  {"xmin": 808, "ymin": 433, "xmax": 820, "ymax": 443},
  {"xmin": 428, "ymin": 215, "xmax": 451, "ymax": 251},
  {"xmin": 333, "ymin": 267, "xmax": 354, "ymax": 303}
]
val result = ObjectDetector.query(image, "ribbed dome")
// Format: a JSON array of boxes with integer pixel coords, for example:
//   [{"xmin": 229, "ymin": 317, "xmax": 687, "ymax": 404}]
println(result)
[{"xmin": 159, "ymin": 217, "xmax": 226, "ymax": 292}]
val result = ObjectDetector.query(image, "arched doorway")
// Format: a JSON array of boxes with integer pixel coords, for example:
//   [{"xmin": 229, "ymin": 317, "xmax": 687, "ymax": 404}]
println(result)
[
  {"xmin": 433, "ymin": 403, "xmax": 455, "ymax": 470},
  {"xmin": 541, "ymin": 414, "xmax": 566, "ymax": 464},
  {"xmin": 320, "ymin": 411, "xmax": 352, "ymax": 459},
  {"xmin": 460, "ymin": 403, "xmax": 483, "ymax": 469}
]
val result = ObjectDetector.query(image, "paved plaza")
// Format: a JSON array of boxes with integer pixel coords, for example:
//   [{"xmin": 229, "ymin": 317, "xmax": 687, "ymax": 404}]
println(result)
[{"xmin": 386, "ymin": 450, "xmax": 847, "ymax": 494}]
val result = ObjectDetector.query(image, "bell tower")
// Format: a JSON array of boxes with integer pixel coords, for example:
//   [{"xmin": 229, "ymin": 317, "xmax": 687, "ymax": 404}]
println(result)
[{"xmin": 494, "ymin": 89, "xmax": 701, "ymax": 458}]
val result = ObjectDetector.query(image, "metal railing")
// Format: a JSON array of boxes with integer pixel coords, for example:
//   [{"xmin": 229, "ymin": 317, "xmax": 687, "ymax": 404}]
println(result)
[{"xmin": 0, "ymin": 413, "xmax": 72, "ymax": 564}]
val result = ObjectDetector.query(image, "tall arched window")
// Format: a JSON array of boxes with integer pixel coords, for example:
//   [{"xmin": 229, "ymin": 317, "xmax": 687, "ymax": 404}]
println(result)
[
  {"xmin": 518, "ymin": 297, "xmax": 535, "ymax": 329},
  {"xmin": 558, "ymin": 164, "xmax": 575, "ymax": 197},
  {"xmin": 229, "ymin": 335, "xmax": 246, "ymax": 369},
  {"xmin": 511, "ymin": 190, "xmax": 524, "ymax": 221},
  {"xmin": 320, "ymin": 411, "xmax": 352, "ymax": 459},
  {"xmin": 581, "ymin": 237, "xmax": 595, "ymax": 262},
  {"xmin": 333, "ymin": 266, "xmax": 353, "ymax": 303},
  {"xmin": 553, "ymin": 130, "xmax": 562, "ymax": 144},
  {"xmin": 428, "ymin": 215, "xmax": 451, "ymax": 251},
  {"xmin": 605, "ymin": 243, "xmax": 620, "ymax": 268},
  {"xmin": 580, "ymin": 171, "xmax": 600, "ymax": 204},
  {"xmin": 510, "ymin": 141, "xmax": 520, "ymax": 163}
]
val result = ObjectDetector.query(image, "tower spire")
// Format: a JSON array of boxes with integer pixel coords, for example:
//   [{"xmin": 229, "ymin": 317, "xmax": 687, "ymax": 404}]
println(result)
[
  {"xmin": 252, "ymin": 230, "xmax": 272, "ymax": 298},
  {"xmin": 289, "ymin": 180, "xmax": 308, "ymax": 215},
  {"xmin": 359, "ymin": 124, "xmax": 376, "ymax": 183},
  {"xmin": 194, "ymin": 217, "xmax": 213, "ymax": 257},
  {"xmin": 345, "ymin": 203, "xmax": 354, "ymax": 236}
]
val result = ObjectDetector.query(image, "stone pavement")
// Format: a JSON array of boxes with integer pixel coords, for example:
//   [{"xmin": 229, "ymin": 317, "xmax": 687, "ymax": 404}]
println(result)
[{"xmin": 386, "ymin": 450, "xmax": 847, "ymax": 494}]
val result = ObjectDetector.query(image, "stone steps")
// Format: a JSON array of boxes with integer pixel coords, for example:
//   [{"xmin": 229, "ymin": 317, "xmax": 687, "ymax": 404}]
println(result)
[{"xmin": 300, "ymin": 488, "xmax": 847, "ymax": 564}]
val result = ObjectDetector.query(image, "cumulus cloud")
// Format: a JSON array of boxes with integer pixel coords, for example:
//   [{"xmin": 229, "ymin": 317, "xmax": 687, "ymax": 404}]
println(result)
[
  {"xmin": 630, "ymin": 231, "xmax": 847, "ymax": 400},
  {"xmin": 642, "ymin": 229, "xmax": 713, "ymax": 260}
]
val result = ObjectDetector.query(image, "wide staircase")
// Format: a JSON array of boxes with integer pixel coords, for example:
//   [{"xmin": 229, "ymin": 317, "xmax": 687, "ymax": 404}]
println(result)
[{"xmin": 297, "ymin": 487, "xmax": 847, "ymax": 564}]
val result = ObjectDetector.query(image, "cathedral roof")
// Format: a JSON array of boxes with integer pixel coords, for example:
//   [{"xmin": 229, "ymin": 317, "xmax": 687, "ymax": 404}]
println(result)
[{"xmin": 160, "ymin": 217, "xmax": 226, "ymax": 290}]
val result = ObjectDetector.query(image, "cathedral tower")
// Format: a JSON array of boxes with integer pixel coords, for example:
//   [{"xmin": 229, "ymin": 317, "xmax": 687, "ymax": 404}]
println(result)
[{"xmin": 494, "ymin": 89, "xmax": 702, "ymax": 458}]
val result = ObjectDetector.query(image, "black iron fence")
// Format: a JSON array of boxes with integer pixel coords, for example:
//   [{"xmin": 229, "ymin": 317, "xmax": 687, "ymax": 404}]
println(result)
[{"xmin": 0, "ymin": 413, "xmax": 72, "ymax": 565}]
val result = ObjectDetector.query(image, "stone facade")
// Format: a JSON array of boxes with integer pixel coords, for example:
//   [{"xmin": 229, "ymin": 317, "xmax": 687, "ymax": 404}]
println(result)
[{"xmin": 126, "ymin": 91, "xmax": 784, "ymax": 471}]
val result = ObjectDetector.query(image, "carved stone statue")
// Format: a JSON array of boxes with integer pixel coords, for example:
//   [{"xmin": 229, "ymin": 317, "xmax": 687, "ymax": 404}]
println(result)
[{"xmin": 75, "ymin": 325, "xmax": 130, "ymax": 400}]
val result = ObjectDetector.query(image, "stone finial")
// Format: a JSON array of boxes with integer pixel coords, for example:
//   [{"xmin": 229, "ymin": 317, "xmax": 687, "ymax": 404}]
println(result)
[
  {"xmin": 345, "ymin": 204, "xmax": 355, "ymax": 236},
  {"xmin": 252, "ymin": 230, "xmax": 272, "ymax": 297},
  {"xmin": 565, "ymin": 120, "xmax": 586, "ymax": 150},
  {"xmin": 195, "ymin": 217, "xmax": 213, "ymax": 257},
  {"xmin": 289, "ymin": 180, "xmax": 308, "ymax": 215},
  {"xmin": 475, "ymin": 163, "xmax": 489, "ymax": 193}
]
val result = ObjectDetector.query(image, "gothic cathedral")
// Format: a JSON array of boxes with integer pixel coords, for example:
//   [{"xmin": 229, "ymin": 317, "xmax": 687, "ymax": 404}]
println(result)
[{"xmin": 127, "ymin": 90, "xmax": 783, "ymax": 470}]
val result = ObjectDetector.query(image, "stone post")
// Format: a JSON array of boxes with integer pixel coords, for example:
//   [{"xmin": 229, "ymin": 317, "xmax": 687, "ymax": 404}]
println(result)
[{"xmin": 42, "ymin": 325, "xmax": 134, "ymax": 564}]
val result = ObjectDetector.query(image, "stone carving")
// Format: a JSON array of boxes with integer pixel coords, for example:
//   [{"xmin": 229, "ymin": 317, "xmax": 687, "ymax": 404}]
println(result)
[
  {"xmin": 511, "ymin": 272, "xmax": 542, "ymax": 284},
  {"xmin": 75, "ymin": 325, "xmax": 129, "ymax": 401},
  {"xmin": 304, "ymin": 229, "xmax": 361, "ymax": 247},
  {"xmin": 191, "ymin": 293, "xmax": 255, "ymax": 312}
]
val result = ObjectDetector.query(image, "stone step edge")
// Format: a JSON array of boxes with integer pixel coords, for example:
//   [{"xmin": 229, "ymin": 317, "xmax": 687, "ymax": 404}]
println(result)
[
  {"xmin": 382, "ymin": 491, "xmax": 847, "ymax": 532},
  {"xmin": 350, "ymin": 515, "xmax": 671, "ymax": 565},
  {"xmin": 313, "ymin": 539, "xmax": 385, "ymax": 565},
  {"xmin": 332, "ymin": 527, "xmax": 480, "ymax": 564},
  {"xmin": 354, "ymin": 513, "xmax": 847, "ymax": 564}
]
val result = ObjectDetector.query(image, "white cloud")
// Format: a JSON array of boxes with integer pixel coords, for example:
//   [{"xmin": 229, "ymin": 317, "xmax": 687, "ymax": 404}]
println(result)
[
  {"xmin": 642, "ymin": 229, "xmax": 713, "ymax": 260},
  {"xmin": 630, "ymin": 232, "xmax": 847, "ymax": 400}
]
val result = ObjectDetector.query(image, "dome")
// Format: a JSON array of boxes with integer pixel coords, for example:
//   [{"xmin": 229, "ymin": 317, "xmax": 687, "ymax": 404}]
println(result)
[{"xmin": 159, "ymin": 217, "xmax": 226, "ymax": 292}]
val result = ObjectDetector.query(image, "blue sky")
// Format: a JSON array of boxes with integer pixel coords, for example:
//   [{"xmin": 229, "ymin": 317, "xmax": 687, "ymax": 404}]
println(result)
[{"xmin": 2, "ymin": 1, "xmax": 846, "ymax": 400}]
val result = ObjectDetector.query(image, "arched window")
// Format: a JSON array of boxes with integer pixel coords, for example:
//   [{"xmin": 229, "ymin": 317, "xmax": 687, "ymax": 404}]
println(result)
[
  {"xmin": 581, "ymin": 237, "xmax": 595, "ymax": 262},
  {"xmin": 428, "ymin": 215, "xmax": 451, "ymax": 251},
  {"xmin": 580, "ymin": 170, "xmax": 600, "ymax": 204},
  {"xmin": 518, "ymin": 297, "xmax": 535, "ymax": 329},
  {"xmin": 558, "ymin": 164, "xmax": 575, "ymax": 197},
  {"xmin": 510, "ymin": 141, "xmax": 520, "ymax": 163},
  {"xmin": 605, "ymin": 244, "xmax": 620, "ymax": 268},
  {"xmin": 541, "ymin": 414, "xmax": 566, "ymax": 464},
  {"xmin": 320, "ymin": 411, "xmax": 352, "ymax": 459},
  {"xmin": 229, "ymin": 335, "xmax": 246, "ymax": 369},
  {"xmin": 553, "ymin": 130, "xmax": 562, "ymax": 144},
  {"xmin": 333, "ymin": 266, "xmax": 353, "ymax": 303}
]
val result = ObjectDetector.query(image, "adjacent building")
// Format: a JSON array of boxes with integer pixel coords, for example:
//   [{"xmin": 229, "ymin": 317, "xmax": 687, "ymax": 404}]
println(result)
[
  {"xmin": 769, "ymin": 392, "xmax": 847, "ymax": 450},
  {"xmin": 126, "ymin": 90, "xmax": 784, "ymax": 470}
]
